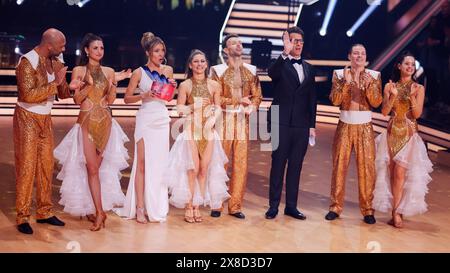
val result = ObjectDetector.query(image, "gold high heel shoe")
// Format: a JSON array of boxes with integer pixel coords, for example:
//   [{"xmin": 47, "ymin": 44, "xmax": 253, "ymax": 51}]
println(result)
[
  {"xmin": 193, "ymin": 207, "xmax": 203, "ymax": 223},
  {"xmin": 136, "ymin": 207, "xmax": 148, "ymax": 224},
  {"xmin": 90, "ymin": 212, "xmax": 106, "ymax": 231},
  {"xmin": 184, "ymin": 205, "xmax": 195, "ymax": 223},
  {"xmin": 389, "ymin": 210, "xmax": 403, "ymax": 228}
]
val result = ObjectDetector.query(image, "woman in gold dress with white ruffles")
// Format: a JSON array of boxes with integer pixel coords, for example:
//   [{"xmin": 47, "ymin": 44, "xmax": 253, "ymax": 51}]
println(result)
[
  {"xmin": 167, "ymin": 50, "xmax": 230, "ymax": 223},
  {"xmin": 374, "ymin": 52, "xmax": 433, "ymax": 228},
  {"xmin": 54, "ymin": 33, "xmax": 131, "ymax": 231}
]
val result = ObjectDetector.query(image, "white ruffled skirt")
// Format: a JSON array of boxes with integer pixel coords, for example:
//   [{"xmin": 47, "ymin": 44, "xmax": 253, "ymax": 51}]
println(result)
[
  {"xmin": 54, "ymin": 119, "xmax": 129, "ymax": 216},
  {"xmin": 167, "ymin": 130, "xmax": 230, "ymax": 209},
  {"xmin": 373, "ymin": 132, "xmax": 432, "ymax": 216}
]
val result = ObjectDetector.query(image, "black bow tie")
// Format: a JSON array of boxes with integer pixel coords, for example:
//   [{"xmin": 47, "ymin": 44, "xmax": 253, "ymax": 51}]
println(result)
[{"xmin": 290, "ymin": 58, "xmax": 302, "ymax": 65}]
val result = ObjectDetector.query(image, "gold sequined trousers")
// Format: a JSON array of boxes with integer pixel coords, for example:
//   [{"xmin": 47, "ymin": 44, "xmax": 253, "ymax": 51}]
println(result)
[
  {"xmin": 220, "ymin": 112, "xmax": 249, "ymax": 214},
  {"xmin": 329, "ymin": 121, "xmax": 376, "ymax": 216},
  {"xmin": 13, "ymin": 106, "xmax": 54, "ymax": 224}
]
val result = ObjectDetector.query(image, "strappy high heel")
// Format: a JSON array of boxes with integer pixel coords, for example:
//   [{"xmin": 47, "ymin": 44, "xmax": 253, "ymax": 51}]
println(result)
[
  {"xmin": 184, "ymin": 205, "xmax": 195, "ymax": 223},
  {"xmin": 389, "ymin": 209, "xmax": 403, "ymax": 228},
  {"xmin": 90, "ymin": 211, "xmax": 106, "ymax": 231},
  {"xmin": 193, "ymin": 206, "xmax": 203, "ymax": 223}
]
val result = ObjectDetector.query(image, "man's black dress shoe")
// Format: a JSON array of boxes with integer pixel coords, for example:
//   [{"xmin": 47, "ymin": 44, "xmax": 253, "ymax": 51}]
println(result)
[
  {"xmin": 284, "ymin": 208, "xmax": 306, "ymax": 220},
  {"xmin": 363, "ymin": 215, "xmax": 376, "ymax": 224},
  {"xmin": 210, "ymin": 211, "xmax": 221, "ymax": 217},
  {"xmin": 265, "ymin": 208, "xmax": 278, "ymax": 219},
  {"xmin": 230, "ymin": 212, "xmax": 245, "ymax": 219},
  {"xmin": 17, "ymin": 223, "xmax": 33, "ymax": 234},
  {"xmin": 36, "ymin": 216, "xmax": 65, "ymax": 226},
  {"xmin": 325, "ymin": 211, "xmax": 339, "ymax": 221}
]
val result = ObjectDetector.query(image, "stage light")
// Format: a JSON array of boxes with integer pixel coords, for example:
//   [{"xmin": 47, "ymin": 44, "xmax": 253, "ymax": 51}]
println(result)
[
  {"xmin": 75, "ymin": 49, "xmax": 81, "ymax": 56},
  {"xmin": 346, "ymin": 0, "xmax": 383, "ymax": 37},
  {"xmin": 16, "ymin": 0, "xmax": 25, "ymax": 5},
  {"xmin": 319, "ymin": 0, "xmax": 337, "ymax": 37},
  {"xmin": 77, "ymin": 0, "xmax": 91, "ymax": 8},
  {"xmin": 14, "ymin": 46, "xmax": 20, "ymax": 54}
]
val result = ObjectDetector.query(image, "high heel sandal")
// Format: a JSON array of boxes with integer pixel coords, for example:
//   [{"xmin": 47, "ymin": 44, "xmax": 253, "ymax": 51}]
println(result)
[
  {"xmin": 90, "ymin": 212, "xmax": 107, "ymax": 231},
  {"xmin": 136, "ymin": 207, "xmax": 148, "ymax": 224},
  {"xmin": 389, "ymin": 210, "xmax": 403, "ymax": 229},
  {"xmin": 193, "ymin": 207, "xmax": 203, "ymax": 223},
  {"xmin": 184, "ymin": 206, "xmax": 195, "ymax": 223}
]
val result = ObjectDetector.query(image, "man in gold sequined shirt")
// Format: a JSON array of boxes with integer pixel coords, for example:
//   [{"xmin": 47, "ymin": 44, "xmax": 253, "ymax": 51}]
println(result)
[
  {"xmin": 209, "ymin": 34, "xmax": 262, "ymax": 219},
  {"xmin": 325, "ymin": 44, "xmax": 382, "ymax": 224},
  {"xmin": 14, "ymin": 28, "xmax": 71, "ymax": 234}
]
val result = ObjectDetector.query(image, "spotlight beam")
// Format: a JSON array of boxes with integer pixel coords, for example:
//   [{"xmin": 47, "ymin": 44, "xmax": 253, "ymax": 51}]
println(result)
[
  {"xmin": 346, "ymin": 0, "xmax": 384, "ymax": 37},
  {"xmin": 319, "ymin": 0, "xmax": 338, "ymax": 36}
]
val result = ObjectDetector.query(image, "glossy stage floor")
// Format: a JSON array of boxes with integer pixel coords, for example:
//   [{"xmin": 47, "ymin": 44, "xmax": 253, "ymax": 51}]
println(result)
[{"xmin": 0, "ymin": 116, "xmax": 449, "ymax": 253}]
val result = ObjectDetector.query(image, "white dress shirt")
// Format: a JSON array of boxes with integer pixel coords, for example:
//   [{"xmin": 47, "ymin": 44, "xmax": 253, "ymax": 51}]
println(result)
[{"xmin": 282, "ymin": 53, "xmax": 305, "ymax": 84}]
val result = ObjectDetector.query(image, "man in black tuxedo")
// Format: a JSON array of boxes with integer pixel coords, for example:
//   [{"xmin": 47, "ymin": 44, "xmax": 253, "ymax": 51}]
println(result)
[{"xmin": 265, "ymin": 27, "xmax": 317, "ymax": 220}]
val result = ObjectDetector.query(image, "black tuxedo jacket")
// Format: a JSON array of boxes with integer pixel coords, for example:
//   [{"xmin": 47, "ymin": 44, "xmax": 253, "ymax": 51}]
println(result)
[{"xmin": 267, "ymin": 56, "xmax": 317, "ymax": 129}]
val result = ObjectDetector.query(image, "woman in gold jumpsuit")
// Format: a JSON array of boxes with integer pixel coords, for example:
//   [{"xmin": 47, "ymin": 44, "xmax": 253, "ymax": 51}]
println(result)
[
  {"xmin": 54, "ymin": 33, "xmax": 131, "ymax": 231},
  {"xmin": 167, "ymin": 50, "xmax": 229, "ymax": 223},
  {"xmin": 374, "ymin": 52, "xmax": 432, "ymax": 228}
]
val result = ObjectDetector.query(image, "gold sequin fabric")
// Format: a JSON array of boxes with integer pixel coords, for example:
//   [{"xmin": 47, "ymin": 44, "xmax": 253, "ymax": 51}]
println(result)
[
  {"xmin": 221, "ymin": 113, "xmax": 249, "ymax": 213},
  {"xmin": 328, "ymin": 69, "xmax": 380, "ymax": 216},
  {"xmin": 211, "ymin": 64, "xmax": 262, "ymax": 109},
  {"xmin": 387, "ymin": 81, "xmax": 418, "ymax": 157},
  {"xmin": 12, "ymin": 53, "xmax": 72, "ymax": 224},
  {"xmin": 13, "ymin": 107, "xmax": 55, "ymax": 224},
  {"xmin": 329, "ymin": 121, "xmax": 376, "ymax": 216},
  {"xmin": 210, "ymin": 64, "xmax": 262, "ymax": 213},
  {"xmin": 77, "ymin": 64, "xmax": 111, "ymax": 152},
  {"xmin": 186, "ymin": 78, "xmax": 213, "ymax": 158},
  {"xmin": 15, "ymin": 55, "xmax": 70, "ymax": 104},
  {"xmin": 329, "ymin": 70, "xmax": 382, "ymax": 110}
]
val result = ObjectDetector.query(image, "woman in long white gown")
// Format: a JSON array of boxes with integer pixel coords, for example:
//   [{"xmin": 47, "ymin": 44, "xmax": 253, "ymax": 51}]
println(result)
[
  {"xmin": 54, "ymin": 33, "xmax": 131, "ymax": 231},
  {"xmin": 114, "ymin": 32, "xmax": 176, "ymax": 223},
  {"xmin": 167, "ymin": 49, "xmax": 230, "ymax": 223},
  {"xmin": 373, "ymin": 52, "xmax": 432, "ymax": 228}
]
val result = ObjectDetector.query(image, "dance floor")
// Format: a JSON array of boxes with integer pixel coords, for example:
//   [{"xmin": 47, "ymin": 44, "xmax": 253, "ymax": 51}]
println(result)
[{"xmin": 0, "ymin": 116, "xmax": 449, "ymax": 253}]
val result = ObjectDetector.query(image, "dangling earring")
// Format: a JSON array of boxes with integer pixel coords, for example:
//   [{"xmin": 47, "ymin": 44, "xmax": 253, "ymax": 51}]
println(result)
[
  {"xmin": 87, "ymin": 53, "xmax": 89, "ymax": 57},
  {"xmin": 163, "ymin": 57, "xmax": 168, "ymax": 65}
]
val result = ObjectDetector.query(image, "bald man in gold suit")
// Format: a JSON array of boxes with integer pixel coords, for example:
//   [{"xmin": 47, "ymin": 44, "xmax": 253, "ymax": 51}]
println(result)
[{"xmin": 14, "ymin": 28, "xmax": 71, "ymax": 234}]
